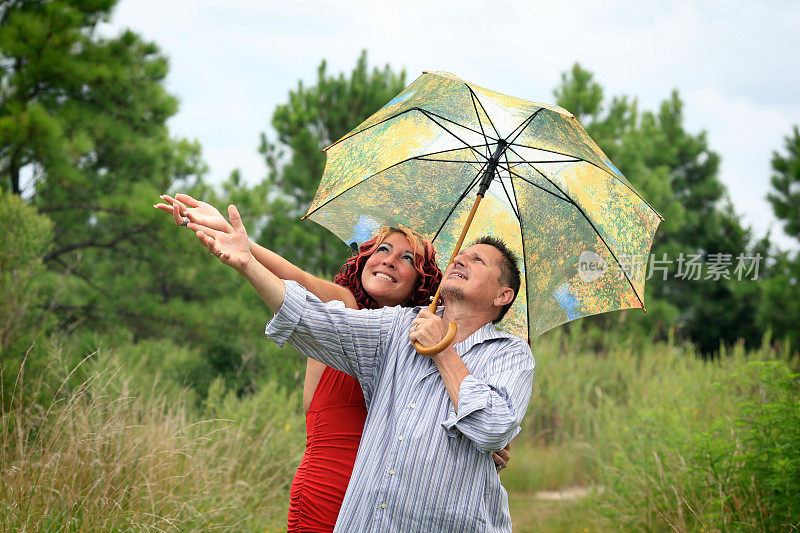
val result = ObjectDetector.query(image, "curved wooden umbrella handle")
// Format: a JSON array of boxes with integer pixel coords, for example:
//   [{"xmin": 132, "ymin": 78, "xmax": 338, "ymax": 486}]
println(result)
[{"xmin": 414, "ymin": 321, "xmax": 457, "ymax": 355}]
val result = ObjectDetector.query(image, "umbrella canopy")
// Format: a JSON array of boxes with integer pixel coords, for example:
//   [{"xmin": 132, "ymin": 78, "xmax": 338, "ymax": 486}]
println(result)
[{"xmin": 304, "ymin": 71, "xmax": 663, "ymax": 341}]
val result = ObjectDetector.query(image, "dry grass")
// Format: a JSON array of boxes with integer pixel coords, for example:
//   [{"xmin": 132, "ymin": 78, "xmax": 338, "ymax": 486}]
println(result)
[{"xmin": 0, "ymin": 350, "xmax": 305, "ymax": 532}]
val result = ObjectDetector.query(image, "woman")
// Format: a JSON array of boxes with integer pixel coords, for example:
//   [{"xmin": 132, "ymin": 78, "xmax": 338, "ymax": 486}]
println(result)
[{"xmin": 156, "ymin": 193, "xmax": 511, "ymax": 532}]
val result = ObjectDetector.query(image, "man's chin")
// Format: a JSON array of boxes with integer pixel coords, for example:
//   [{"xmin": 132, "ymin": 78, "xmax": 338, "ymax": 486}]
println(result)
[{"xmin": 441, "ymin": 285, "xmax": 465, "ymax": 302}]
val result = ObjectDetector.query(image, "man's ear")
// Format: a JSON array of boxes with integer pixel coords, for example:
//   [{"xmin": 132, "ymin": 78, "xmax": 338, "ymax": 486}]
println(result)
[{"xmin": 494, "ymin": 287, "xmax": 514, "ymax": 308}]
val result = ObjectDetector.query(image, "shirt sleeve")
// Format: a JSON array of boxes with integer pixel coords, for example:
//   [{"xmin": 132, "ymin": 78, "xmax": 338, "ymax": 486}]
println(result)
[
  {"xmin": 264, "ymin": 280, "xmax": 393, "ymax": 405},
  {"xmin": 441, "ymin": 343, "xmax": 535, "ymax": 453}
]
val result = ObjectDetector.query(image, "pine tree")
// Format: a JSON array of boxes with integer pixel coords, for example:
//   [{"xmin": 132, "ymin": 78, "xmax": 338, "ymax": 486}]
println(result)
[
  {"xmin": 258, "ymin": 51, "xmax": 407, "ymax": 275},
  {"xmin": 553, "ymin": 64, "xmax": 761, "ymax": 353}
]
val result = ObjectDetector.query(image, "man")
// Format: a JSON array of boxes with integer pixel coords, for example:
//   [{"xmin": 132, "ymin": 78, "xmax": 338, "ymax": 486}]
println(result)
[{"xmin": 200, "ymin": 205, "xmax": 534, "ymax": 532}]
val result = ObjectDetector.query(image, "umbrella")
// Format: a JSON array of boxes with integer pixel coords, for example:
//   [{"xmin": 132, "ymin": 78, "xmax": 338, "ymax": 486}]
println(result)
[{"xmin": 303, "ymin": 71, "xmax": 663, "ymax": 352}]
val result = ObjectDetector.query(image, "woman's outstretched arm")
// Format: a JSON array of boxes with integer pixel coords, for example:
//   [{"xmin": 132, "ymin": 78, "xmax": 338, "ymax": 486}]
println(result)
[{"xmin": 156, "ymin": 193, "xmax": 357, "ymax": 309}]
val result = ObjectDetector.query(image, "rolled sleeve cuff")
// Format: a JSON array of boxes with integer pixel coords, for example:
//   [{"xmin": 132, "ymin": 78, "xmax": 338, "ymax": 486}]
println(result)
[
  {"xmin": 441, "ymin": 375, "xmax": 489, "ymax": 437},
  {"xmin": 264, "ymin": 280, "xmax": 305, "ymax": 347}
]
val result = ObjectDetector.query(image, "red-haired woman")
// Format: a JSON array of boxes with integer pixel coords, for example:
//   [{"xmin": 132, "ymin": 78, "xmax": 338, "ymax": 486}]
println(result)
[{"xmin": 156, "ymin": 193, "xmax": 511, "ymax": 532}]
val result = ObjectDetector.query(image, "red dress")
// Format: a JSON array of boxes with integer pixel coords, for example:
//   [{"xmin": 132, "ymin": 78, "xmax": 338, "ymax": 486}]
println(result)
[{"xmin": 287, "ymin": 365, "xmax": 367, "ymax": 532}]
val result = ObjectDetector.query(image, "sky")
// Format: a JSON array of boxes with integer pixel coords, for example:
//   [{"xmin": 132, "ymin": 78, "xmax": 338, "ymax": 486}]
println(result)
[{"xmin": 104, "ymin": 0, "xmax": 800, "ymax": 249}]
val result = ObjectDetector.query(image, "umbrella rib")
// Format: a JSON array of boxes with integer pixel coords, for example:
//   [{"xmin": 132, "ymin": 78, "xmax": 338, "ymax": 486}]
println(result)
[
  {"xmin": 419, "ymin": 109, "xmax": 495, "ymax": 162},
  {"xmin": 324, "ymin": 107, "xmax": 496, "ymax": 153},
  {"xmin": 505, "ymin": 158, "xmax": 581, "ymax": 165},
  {"xmin": 505, "ymin": 147, "xmax": 646, "ymax": 309},
  {"xmin": 419, "ymin": 108, "xmax": 500, "ymax": 142},
  {"xmin": 509, "ymin": 178, "xmax": 532, "ymax": 343},
  {"xmin": 498, "ymin": 164, "xmax": 573, "ymax": 204},
  {"xmin": 416, "ymin": 157, "xmax": 485, "ymax": 170},
  {"xmin": 505, "ymin": 145, "xmax": 580, "ymax": 202},
  {"xmin": 465, "ymin": 85, "xmax": 501, "ymax": 140},
  {"xmin": 498, "ymin": 150, "xmax": 521, "ymax": 221},
  {"xmin": 505, "ymin": 140, "xmax": 663, "ymax": 221},
  {"xmin": 324, "ymin": 108, "xmax": 422, "ymax": 151},
  {"xmin": 509, "ymin": 164, "xmax": 523, "ymax": 228},
  {"xmin": 505, "ymin": 141, "xmax": 586, "ymax": 160},
  {"xmin": 469, "ymin": 90, "xmax": 493, "ymax": 161},
  {"xmin": 568, "ymin": 201, "xmax": 646, "ymax": 310},
  {"xmin": 496, "ymin": 176, "xmax": 521, "ymax": 222},
  {"xmin": 408, "ymin": 145, "xmax": 489, "ymax": 161},
  {"xmin": 508, "ymin": 107, "xmax": 664, "ymax": 220},
  {"xmin": 304, "ymin": 148, "xmax": 484, "ymax": 220},
  {"xmin": 506, "ymin": 109, "xmax": 544, "ymax": 146},
  {"xmin": 431, "ymin": 160, "xmax": 491, "ymax": 243}
]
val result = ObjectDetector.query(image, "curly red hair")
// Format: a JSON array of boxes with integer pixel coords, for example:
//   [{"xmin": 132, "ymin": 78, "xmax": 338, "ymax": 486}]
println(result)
[{"xmin": 333, "ymin": 226, "xmax": 442, "ymax": 310}]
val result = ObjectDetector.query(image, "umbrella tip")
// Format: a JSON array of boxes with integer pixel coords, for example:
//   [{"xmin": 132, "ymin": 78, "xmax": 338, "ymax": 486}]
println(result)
[
  {"xmin": 422, "ymin": 70, "xmax": 428, "ymax": 74},
  {"xmin": 641, "ymin": 305, "xmax": 647, "ymax": 313}
]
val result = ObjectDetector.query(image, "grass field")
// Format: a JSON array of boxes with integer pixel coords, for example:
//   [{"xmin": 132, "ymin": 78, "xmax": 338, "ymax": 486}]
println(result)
[{"xmin": 2, "ymin": 327, "xmax": 798, "ymax": 531}]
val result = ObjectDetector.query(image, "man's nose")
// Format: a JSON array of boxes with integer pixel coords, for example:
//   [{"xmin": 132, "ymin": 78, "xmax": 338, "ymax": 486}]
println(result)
[{"xmin": 453, "ymin": 254, "xmax": 466, "ymax": 267}]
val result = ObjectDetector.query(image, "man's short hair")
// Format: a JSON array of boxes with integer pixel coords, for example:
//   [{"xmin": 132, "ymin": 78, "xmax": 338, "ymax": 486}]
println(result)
[{"xmin": 470, "ymin": 236, "xmax": 521, "ymax": 323}]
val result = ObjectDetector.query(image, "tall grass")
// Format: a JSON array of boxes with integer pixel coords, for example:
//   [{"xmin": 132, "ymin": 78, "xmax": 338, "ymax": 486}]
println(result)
[
  {"xmin": 0, "ymin": 348, "xmax": 305, "ymax": 532},
  {"xmin": 508, "ymin": 326, "xmax": 800, "ymax": 532},
  {"xmin": 3, "ymin": 327, "xmax": 798, "ymax": 532}
]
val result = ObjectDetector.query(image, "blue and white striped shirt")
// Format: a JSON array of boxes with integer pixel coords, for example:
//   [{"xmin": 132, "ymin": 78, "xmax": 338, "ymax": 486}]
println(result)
[{"xmin": 266, "ymin": 281, "xmax": 535, "ymax": 532}]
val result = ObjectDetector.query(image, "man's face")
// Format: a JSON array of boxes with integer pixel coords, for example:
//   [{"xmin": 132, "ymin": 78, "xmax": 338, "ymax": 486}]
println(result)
[{"xmin": 440, "ymin": 244, "xmax": 507, "ymax": 313}]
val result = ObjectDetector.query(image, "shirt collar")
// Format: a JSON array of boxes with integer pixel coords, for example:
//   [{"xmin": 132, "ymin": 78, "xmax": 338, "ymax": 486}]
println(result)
[{"xmin": 453, "ymin": 320, "xmax": 514, "ymax": 355}]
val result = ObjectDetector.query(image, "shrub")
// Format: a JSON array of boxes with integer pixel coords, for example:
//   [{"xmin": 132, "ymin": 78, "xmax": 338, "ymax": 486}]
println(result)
[
  {"xmin": 0, "ymin": 190, "xmax": 53, "ymax": 353},
  {"xmin": 587, "ymin": 358, "xmax": 799, "ymax": 532},
  {"xmin": 736, "ymin": 361, "xmax": 800, "ymax": 530}
]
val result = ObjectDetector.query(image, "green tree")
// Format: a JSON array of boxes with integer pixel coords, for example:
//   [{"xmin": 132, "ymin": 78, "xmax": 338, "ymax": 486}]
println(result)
[
  {"xmin": 768, "ymin": 126, "xmax": 800, "ymax": 240},
  {"xmin": 0, "ymin": 0, "xmax": 208, "ymax": 336},
  {"xmin": 258, "ymin": 51, "xmax": 407, "ymax": 276},
  {"xmin": 554, "ymin": 64, "xmax": 762, "ymax": 353},
  {"xmin": 0, "ymin": 189, "xmax": 52, "ymax": 355},
  {"xmin": 759, "ymin": 126, "xmax": 800, "ymax": 351},
  {"xmin": 0, "ymin": 1, "xmax": 284, "ymax": 394}
]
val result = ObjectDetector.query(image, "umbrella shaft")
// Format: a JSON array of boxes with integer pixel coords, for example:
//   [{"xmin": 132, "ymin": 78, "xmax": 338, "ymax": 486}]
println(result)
[
  {"xmin": 477, "ymin": 139, "xmax": 507, "ymax": 196},
  {"xmin": 428, "ymin": 193, "xmax": 484, "ymax": 313},
  {"xmin": 428, "ymin": 139, "xmax": 507, "ymax": 312}
]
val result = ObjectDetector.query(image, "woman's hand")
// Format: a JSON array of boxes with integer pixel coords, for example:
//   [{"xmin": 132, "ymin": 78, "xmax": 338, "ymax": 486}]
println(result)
[
  {"xmin": 492, "ymin": 442, "xmax": 511, "ymax": 472},
  {"xmin": 155, "ymin": 193, "xmax": 233, "ymax": 233},
  {"xmin": 192, "ymin": 205, "xmax": 253, "ymax": 274}
]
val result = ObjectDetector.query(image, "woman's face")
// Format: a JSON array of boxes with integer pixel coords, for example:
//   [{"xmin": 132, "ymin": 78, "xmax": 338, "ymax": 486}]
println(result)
[{"xmin": 360, "ymin": 232, "xmax": 420, "ymax": 307}]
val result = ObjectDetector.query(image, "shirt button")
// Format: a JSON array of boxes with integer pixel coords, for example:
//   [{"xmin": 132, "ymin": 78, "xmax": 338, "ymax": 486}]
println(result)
[
  {"xmin": 398, "ymin": 435, "xmax": 404, "ymax": 441},
  {"xmin": 381, "ymin": 503, "xmax": 387, "ymax": 509},
  {"xmin": 409, "ymin": 403, "xmax": 416, "ymax": 409},
  {"xmin": 389, "ymin": 469, "xmax": 395, "ymax": 475}
]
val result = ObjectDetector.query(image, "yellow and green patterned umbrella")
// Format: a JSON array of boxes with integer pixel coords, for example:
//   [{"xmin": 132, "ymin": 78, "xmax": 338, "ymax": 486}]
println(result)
[{"xmin": 304, "ymin": 71, "xmax": 663, "ymax": 343}]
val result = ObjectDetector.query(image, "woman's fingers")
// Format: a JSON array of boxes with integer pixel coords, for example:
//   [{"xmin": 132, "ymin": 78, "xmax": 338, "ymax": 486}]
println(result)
[
  {"xmin": 196, "ymin": 230, "xmax": 216, "ymax": 251},
  {"xmin": 174, "ymin": 193, "xmax": 200, "ymax": 207},
  {"xmin": 492, "ymin": 451, "xmax": 508, "ymax": 471},
  {"xmin": 186, "ymin": 223, "xmax": 227, "ymax": 240},
  {"xmin": 496, "ymin": 446, "xmax": 511, "ymax": 464},
  {"xmin": 227, "ymin": 204, "xmax": 246, "ymax": 234},
  {"xmin": 171, "ymin": 200, "xmax": 190, "ymax": 226},
  {"xmin": 492, "ymin": 443, "xmax": 511, "ymax": 471}
]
